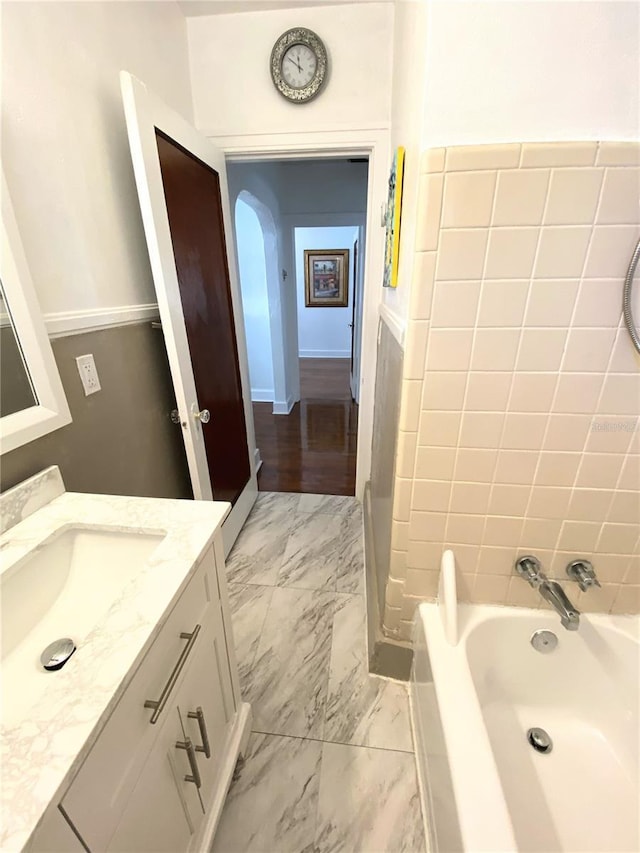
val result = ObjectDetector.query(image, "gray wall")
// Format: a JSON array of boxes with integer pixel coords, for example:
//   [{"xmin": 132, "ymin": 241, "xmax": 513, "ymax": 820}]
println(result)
[
  {"xmin": 1, "ymin": 323, "xmax": 192, "ymax": 499},
  {"xmin": 0, "ymin": 324, "xmax": 36, "ymax": 417},
  {"xmin": 369, "ymin": 320, "xmax": 403, "ymax": 611}
]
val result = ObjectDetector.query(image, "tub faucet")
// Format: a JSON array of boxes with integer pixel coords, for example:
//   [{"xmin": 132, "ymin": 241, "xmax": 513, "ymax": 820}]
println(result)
[
  {"xmin": 515, "ymin": 556, "xmax": 580, "ymax": 631},
  {"xmin": 537, "ymin": 580, "xmax": 580, "ymax": 630}
]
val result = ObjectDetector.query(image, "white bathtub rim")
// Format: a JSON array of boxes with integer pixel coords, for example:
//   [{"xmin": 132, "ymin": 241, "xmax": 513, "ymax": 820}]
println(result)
[
  {"xmin": 418, "ymin": 602, "xmax": 518, "ymax": 852},
  {"xmin": 408, "ymin": 686, "xmax": 435, "ymax": 853}
]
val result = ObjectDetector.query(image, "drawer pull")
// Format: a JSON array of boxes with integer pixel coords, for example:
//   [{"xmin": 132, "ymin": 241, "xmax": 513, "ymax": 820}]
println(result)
[
  {"xmin": 188, "ymin": 706, "xmax": 211, "ymax": 759},
  {"xmin": 175, "ymin": 737, "xmax": 202, "ymax": 789},
  {"xmin": 144, "ymin": 624, "xmax": 201, "ymax": 724}
]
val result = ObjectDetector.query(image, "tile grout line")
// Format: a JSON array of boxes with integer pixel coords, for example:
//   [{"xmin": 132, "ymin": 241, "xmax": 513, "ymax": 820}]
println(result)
[
  {"xmin": 248, "ymin": 728, "xmax": 415, "ymax": 756},
  {"xmin": 219, "ymin": 492, "xmax": 423, "ymax": 852}
]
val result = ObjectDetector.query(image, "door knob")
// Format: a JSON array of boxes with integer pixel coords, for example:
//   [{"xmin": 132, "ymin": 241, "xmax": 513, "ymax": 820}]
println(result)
[{"xmin": 194, "ymin": 408, "xmax": 210, "ymax": 424}]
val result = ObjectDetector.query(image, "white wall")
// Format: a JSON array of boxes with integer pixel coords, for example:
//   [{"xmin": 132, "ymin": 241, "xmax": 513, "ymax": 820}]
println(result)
[
  {"xmin": 422, "ymin": 0, "xmax": 640, "ymax": 146},
  {"xmin": 1, "ymin": 1, "xmax": 193, "ymax": 316},
  {"xmin": 235, "ymin": 198, "xmax": 275, "ymax": 400},
  {"xmin": 295, "ymin": 225, "xmax": 359, "ymax": 358},
  {"xmin": 187, "ymin": 2, "xmax": 394, "ymax": 135},
  {"xmin": 227, "ymin": 163, "xmax": 296, "ymax": 411},
  {"xmin": 384, "ymin": 0, "xmax": 429, "ymax": 323},
  {"xmin": 276, "ymin": 160, "xmax": 368, "ymax": 369},
  {"xmin": 385, "ymin": 0, "xmax": 640, "ymax": 325},
  {"xmin": 229, "ymin": 159, "xmax": 368, "ymax": 401}
]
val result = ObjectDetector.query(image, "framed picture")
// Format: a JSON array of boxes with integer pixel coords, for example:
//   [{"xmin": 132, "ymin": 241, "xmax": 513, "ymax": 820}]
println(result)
[
  {"xmin": 383, "ymin": 146, "xmax": 405, "ymax": 289},
  {"xmin": 304, "ymin": 249, "xmax": 349, "ymax": 307}
]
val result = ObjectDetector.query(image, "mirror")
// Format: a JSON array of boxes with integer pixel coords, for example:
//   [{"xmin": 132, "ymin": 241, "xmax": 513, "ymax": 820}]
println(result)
[
  {"xmin": 0, "ymin": 173, "xmax": 71, "ymax": 453},
  {"xmin": 0, "ymin": 281, "xmax": 38, "ymax": 417}
]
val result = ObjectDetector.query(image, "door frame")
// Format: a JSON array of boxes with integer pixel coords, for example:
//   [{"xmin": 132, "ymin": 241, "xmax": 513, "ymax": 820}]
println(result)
[{"xmin": 207, "ymin": 128, "xmax": 391, "ymax": 498}]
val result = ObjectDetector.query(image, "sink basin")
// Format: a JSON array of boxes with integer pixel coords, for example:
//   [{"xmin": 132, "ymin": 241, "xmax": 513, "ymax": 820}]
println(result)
[{"xmin": 1, "ymin": 526, "xmax": 165, "ymax": 726}]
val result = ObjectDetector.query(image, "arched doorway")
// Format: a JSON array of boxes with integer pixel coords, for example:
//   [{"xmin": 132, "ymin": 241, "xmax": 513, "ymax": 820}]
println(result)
[{"xmin": 234, "ymin": 191, "xmax": 288, "ymax": 413}]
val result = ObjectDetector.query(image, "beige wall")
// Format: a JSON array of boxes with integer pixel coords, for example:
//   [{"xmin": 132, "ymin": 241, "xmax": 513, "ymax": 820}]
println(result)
[{"xmin": 382, "ymin": 141, "xmax": 640, "ymax": 641}]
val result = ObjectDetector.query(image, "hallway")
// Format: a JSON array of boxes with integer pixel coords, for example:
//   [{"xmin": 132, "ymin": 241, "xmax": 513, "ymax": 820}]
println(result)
[
  {"xmin": 253, "ymin": 359, "xmax": 357, "ymax": 495},
  {"xmin": 214, "ymin": 492, "xmax": 423, "ymax": 852}
]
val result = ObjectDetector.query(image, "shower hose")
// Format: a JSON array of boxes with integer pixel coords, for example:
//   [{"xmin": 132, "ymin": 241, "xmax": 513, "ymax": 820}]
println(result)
[{"xmin": 623, "ymin": 236, "xmax": 640, "ymax": 355}]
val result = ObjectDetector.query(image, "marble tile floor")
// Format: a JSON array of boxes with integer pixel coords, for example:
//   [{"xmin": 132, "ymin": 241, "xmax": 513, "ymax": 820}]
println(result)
[{"xmin": 213, "ymin": 492, "xmax": 425, "ymax": 853}]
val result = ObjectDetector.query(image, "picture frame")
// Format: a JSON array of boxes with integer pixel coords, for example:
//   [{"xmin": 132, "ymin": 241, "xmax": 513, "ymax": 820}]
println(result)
[
  {"xmin": 304, "ymin": 249, "xmax": 349, "ymax": 307},
  {"xmin": 383, "ymin": 146, "xmax": 405, "ymax": 289}
]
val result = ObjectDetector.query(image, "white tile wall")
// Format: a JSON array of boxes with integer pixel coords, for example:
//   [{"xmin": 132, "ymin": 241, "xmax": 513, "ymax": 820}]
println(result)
[{"xmin": 383, "ymin": 141, "xmax": 640, "ymax": 641}]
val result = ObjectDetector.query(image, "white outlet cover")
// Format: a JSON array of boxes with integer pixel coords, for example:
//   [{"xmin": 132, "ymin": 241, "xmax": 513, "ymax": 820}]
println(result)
[{"xmin": 76, "ymin": 354, "xmax": 101, "ymax": 396}]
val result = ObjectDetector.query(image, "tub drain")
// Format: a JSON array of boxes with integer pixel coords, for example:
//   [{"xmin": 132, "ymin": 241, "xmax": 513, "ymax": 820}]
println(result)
[
  {"xmin": 527, "ymin": 727, "xmax": 553, "ymax": 754},
  {"xmin": 531, "ymin": 629, "xmax": 558, "ymax": 653}
]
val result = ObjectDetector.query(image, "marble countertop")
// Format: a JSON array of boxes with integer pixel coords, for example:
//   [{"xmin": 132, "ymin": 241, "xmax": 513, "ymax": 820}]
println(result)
[{"xmin": 0, "ymin": 470, "xmax": 230, "ymax": 852}]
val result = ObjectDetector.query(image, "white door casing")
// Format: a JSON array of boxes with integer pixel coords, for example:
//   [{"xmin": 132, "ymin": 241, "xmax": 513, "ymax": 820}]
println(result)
[
  {"xmin": 120, "ymin": 72, "xmax": 257, "ymax": 553},
  {"xmin": 218, "ymin": 130, "xmax": 390, "ymax": 498}
]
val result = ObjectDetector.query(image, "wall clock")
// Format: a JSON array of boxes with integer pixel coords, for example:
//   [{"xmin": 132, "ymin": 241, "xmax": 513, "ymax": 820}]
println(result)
[{"xmin": 270, "ymin": 28, "xmax": 328, "ymax": 104}]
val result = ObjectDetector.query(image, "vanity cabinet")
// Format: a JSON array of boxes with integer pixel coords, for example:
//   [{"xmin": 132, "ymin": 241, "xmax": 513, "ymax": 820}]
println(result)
[
  {"xmin": 29, "ymin": 538, "xmax": 249, "ymax": 853},
  {"xmin": 105, "ymin": 703, "xmax": 200, "ymax": 853},
  {"xmin": 25, "ymin": 806, "xmax": 85, "ymax": 853}
]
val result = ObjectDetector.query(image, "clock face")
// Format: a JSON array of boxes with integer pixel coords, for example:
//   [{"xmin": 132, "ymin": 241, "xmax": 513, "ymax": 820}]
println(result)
[
  {"xmin": 281, "ymin": 44, "xmax": 317, "ymax": 89},
  {"xmin": 270, "ymin": 28, "xmax": 328, "ymax": 103}
]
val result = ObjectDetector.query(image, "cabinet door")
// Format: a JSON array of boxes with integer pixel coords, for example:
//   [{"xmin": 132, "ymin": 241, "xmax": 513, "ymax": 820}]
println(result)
[
  {"xmin": 27, "ymin": 805, "xmax": 85, "ymax": 853},
  {"xmin": 106, "ymin": 705, "xmax": 202, "ymax": 853},
  {"xmin": 178, "ymin": 596, "xmax": 235, "ymax": 811},
  {"xmin": 62, "ymin": 557, "xmax": 212, "ymax": 850}
]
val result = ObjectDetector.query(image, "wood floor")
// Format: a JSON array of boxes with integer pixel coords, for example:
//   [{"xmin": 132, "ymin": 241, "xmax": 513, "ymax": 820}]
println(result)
[{"xmin": 253, "ymin": 358, "xmax": 357, "ymax": 495}]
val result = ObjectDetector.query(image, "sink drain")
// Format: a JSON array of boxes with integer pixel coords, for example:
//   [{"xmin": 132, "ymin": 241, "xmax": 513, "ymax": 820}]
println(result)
[
  {"xmin": 41, "ymin": 638, "xmax": 76, "ymax": 671},
  {"xmin": 527, "ymin": 727, "xmax": 553, "ymax": 754}
]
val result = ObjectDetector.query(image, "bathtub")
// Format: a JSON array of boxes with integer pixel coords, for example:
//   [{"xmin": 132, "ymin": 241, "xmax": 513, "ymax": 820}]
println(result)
[{"xmin": 411, "ymin": 602, "xmax": 639, "ymax": 852}]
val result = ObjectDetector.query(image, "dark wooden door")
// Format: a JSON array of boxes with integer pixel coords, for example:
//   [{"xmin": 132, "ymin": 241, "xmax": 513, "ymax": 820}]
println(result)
[{"xmin": 155, "ymin": 131, "xmax": 250, "ymax": 505}]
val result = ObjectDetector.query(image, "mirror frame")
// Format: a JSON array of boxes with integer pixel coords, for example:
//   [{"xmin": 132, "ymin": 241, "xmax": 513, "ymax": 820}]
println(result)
[{"xmin": 1, "ymin": 173, "xmax": 71, "ymax": 453}]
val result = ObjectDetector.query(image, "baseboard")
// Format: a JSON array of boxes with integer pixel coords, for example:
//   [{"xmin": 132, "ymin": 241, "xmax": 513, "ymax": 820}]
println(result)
[
  {"xmin": 250, "ymin": 389, "xmax": 275, "ymax": 403},
  {"xmin": 272, "ymin": 395, "xmax": 295, "ymax": 415},
  {"xmin": 222, "ymin": 477, "xmax": 257, "ymax": 557},
  {"xmin": 194, "ymin": 701, "xmax": 252, "ymax": 853},
  {"xmin": 298, "ymin": 349, "xmax": 350, "ymax": 359}
]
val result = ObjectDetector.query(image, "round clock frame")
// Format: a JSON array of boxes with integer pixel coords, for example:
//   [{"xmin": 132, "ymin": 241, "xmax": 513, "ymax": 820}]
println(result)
[{"xmin": 270, "ymin": 28, "xmax": 328, "ymax": 104}]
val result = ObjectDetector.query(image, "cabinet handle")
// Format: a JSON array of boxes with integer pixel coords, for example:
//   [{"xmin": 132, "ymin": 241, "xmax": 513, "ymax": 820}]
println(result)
[
  {"xmin": 175, "ymin": 737, "xmax": 202, "ymax": 789},
  {"xmin": 144, "ymin": 624, "xmax": 201, "ymax": 724},
  {"xmin": 188, "ymin": 706, "xmax": 211, "ymax": 759}
]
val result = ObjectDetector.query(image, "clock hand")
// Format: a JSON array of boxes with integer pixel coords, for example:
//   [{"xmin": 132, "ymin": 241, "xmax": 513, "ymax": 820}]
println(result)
[{"xmin": 286, "ymin": 55, "xmax": 303, "ymax": 73}]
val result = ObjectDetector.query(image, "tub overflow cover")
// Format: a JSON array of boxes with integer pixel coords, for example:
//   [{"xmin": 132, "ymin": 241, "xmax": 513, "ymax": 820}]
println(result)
[{"xmin": 527, "ymin": 727, "xmax": 553, "ymax": 754}]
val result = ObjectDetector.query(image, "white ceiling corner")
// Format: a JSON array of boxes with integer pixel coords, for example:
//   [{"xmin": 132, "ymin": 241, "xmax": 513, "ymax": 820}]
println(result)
[{"xmin": 178, "ymin": 0, "xmax": 384, "ymax": 18}]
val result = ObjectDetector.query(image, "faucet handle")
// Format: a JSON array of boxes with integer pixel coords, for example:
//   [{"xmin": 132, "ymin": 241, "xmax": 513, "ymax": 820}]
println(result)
[
  {"xmin": 515, "ymin": 555, "xmax": 546, "ymax": 588},
  {"xmin": 566, "ymin": 560, "xmax": 600, "ymax": 592}
]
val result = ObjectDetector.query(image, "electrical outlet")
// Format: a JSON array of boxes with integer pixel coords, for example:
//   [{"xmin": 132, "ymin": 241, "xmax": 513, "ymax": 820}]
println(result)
[{"xmin": 76, "ymin": 354, "xmax": 101, "ymax": 396}]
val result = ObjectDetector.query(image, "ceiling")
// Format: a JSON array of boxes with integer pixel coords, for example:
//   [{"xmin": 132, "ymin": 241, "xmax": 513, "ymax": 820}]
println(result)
[{"xmin": 178, "ymin": 0, "xmax": 379, "ymax": 17}]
